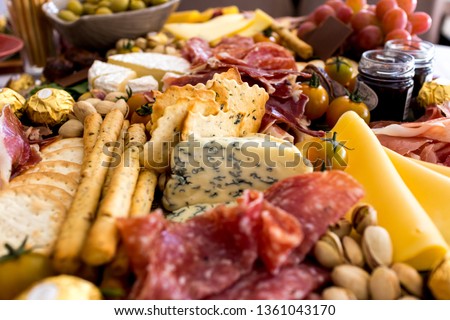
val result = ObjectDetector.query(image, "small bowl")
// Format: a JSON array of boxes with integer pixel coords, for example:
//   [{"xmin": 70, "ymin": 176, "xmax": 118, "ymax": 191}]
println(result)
[
  {"xmin": 43, "ymin": 0, "xmax": 179, "ymax": 51},
  {"xmin": 0, "ymin": 34, "xmax": 24, "ymax": 61}
]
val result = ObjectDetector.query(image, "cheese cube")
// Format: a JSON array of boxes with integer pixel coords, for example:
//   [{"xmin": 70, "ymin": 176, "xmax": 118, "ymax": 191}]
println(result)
[
  {"xmin": 88, "ymin": 60, "xmax": 136, "ymax": 92},
  {"xmin": 126, "ymin": 75, "xmax": 159, "ymax": 94}
]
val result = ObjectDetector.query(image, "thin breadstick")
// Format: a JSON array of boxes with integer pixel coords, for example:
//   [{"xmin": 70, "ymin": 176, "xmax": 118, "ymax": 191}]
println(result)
[
  {"xmin": 83, "ymin": 112, "xmax": 102, "ymax": 156},
  {"xmin": 52, "ymin": 109, "xmax": 124, "ymax": 274},
  {"xmin": 102, "ymin": 120, "xmax": 130, "ymax": 198},
  {"xmin": 82, "ymin": 123, "xmax": 147, "ymax": 266},
  {"xmin": 105, "ymin": 244, "xmax": 130, "ymax": 278},
  {"xmin": 129, "ymin": 169, "xmax": 158, "ymax": 217},
  {"xmin": 271, "ymin": 23, "xmax": 313, "ymax": 60}
]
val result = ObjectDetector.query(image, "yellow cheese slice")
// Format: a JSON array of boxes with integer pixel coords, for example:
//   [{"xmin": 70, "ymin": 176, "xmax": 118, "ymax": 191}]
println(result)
[
  {"xmin": 384, "ymin": 147, "xmax": 450, "ymax": 246},
  {"xmin": 238, "ymin": 9, "xmax": 274, "ymax": 37},
  {"xmin": 408, "ymin": 156, "xmax": 450, "ymax": 179},
  {"xmin": 332, "ymin": 111, "xmax": 448, "ymax": 270},
  {"xmin": 163, "ymin": 13, "xmax": 253, "ymax": 44},
  {"xmin": 166, "ymin": 10, "xmax": 205, "ymax": 23}
]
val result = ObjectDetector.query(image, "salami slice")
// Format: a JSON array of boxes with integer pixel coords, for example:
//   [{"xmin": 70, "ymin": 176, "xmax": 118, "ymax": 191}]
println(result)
[
  {"xmin": 243, "ymin": 42, "xmax": 297, "ymax": 71},
  {"xmin": 212, "ymin": 36, "xmax": 255, "ymax": 60},
  {"xmin": 264, "ymin": 171, "xmax": 364, "ymax": 262},
  {"xmin": 209, "ymin": 263, "xmax": 329, "ymax": 300}
]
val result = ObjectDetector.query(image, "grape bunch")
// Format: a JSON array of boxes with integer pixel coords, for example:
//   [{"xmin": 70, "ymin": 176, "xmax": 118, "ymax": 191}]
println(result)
[{"xmin": 298, "ymin": 0, "xmax": 432, "ymax": 52}]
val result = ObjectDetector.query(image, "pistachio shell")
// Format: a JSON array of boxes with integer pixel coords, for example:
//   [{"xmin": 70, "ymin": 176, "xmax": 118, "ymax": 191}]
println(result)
[
  {"xmin": 104, "ymin": 91, "xmax": 128, "ymax": 102},
  {"xmin": 391, "ymin": 262, "xmax": 423, "ymax": 298},
  {"xmin": 322, "ymin": 286, "xmax": 357, "ymax": 300},
  {"xmin": 351, "ymin": 204, "xmax": 377, "ymax": 234},
  {"xmin": 428, "ymin": 256, "xmax": 450, "ymax": 300},
  {"xmin": 369, "ymin": 266, "xmax": 401, "ymax": 300},
  {"xmin": 94, "ymin": 100, "xmax": 116, "ymax": 115},
  {"xmin": 58, "ymin": 119, "xmax": 84, "ymax": 138},
  {"xmin": 73, "ymin": 101, "xmax": 97, "ymax": 123},
  {"xmin": 343, "ymin": 236, "xmax": 364, "ymax": 267},
  {"xmin": 330, "ymin": 219, "xmax": 353, "ymax": 239},
  {"xmin": 331, "ymin": 265, "xmax": 370, "ymax": 300},
  {"xmin": 113, "ymin": 99, "xmax": 129, "ymax": 118},
  {"xmin": 314, "ymin": 240, "xmax": 345, "ymax": 269},
  {"xmin": 84, "ymin": 98, "xmax": 102, "ymax": 107},
  {"xmin": 362, "ymin": 226, "xmax": 393, "ymax": 270}
]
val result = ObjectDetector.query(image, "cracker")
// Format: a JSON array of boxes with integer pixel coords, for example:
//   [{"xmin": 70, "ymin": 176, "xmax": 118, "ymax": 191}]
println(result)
[
  {"xmin": 9, "ymin": 172, "xmax": 78, "ymax": 196},
  {"xmin": 26, "ymin": 160, "xmax": 81, "ymax": 182},
  {"xmin": 41, "ymin": 137, "xmax": 83, "ymax": 154},
  {"xmin": 9, "ymin": 184, "xmax": 73, "ymax": 210},
  {"xmin": 41, "ymin": 146, "xmax": 84, "ymax": 165}
]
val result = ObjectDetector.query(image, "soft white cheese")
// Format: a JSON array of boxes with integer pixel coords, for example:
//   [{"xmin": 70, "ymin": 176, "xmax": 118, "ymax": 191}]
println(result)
[
  {"xmin": 88, "ymin": 60, "xmax": 136, "ymax": 91},
  {"xmin": 126, "ymin": 75, "xmax": 159, "ymax": 94}
]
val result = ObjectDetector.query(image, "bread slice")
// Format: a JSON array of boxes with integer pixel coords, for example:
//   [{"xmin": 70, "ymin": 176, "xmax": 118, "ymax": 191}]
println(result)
[
  {"xmin": 9, "ymin": 185, "xmax": 73, "ymax": 210},
  {"xmin": 9, "ymin": 172, "xmax": 78, "ymax": 196},
  {"xmin": 41, "ymin": 137, "xmax": 83, "ymax": 154},
  {"xmin": 41, "ymin": 147, "xmax": 84, "ymax": 165},
  {"xmin": 0, "ymin": 188, "xmax": 66, "ymax": 256},
  {"xmin": 26, "ymin": 160, "xmax": 81, "ymax": 182}
]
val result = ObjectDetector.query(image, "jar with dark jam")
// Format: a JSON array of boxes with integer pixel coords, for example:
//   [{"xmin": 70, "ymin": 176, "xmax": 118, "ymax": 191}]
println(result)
[
  {"xmin": 358, "ymin": 50, "xmax": 415, "ymax": 122},
  {"xmin": 384, "ymin": 39, "xmax": 435, "ymax": 98}
]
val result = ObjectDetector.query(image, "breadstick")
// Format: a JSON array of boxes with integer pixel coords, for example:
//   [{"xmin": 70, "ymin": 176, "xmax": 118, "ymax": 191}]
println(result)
[
  {"xmin": 271, "ymin": 22, "xmax": 313, "ymax": 60},
  {"xmin": 129, "ymin": 169, "xmax": 158, "ymax": 217},
  {"xmin": 82, "ymin": 123, "xmax": 147, "ymax": 266},
  {"xmin": 102, "ymin": 120, "xmax": 130, "ymax": 197},
  {"xmin": 83, "ymin": 112, "xmax": 102, "ymax": 156},
  {"xmin": 52, "ymin": 109, "xmax": 124, "ymax": 274}
]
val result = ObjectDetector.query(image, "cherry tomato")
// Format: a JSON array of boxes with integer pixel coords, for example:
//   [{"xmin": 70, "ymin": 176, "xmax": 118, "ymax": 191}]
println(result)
[
  {"xmin": 324, "ymin": 56, "xmax": 354, "ymax": 87},
  {"xmin": 130, "ymin": 103, "xmax": 153, "ymax": 125},
  {"xmin": 0, "ymin": 238, "xmax": 53, "ymax": 299},
  {"xmin": 326, "ymin": 94, "xmax": 370, "ymax": 128},
  {"xmin": 126, "ymin": 92, "xmax": 152, "ymax": 120},
  {"xmin": 296, "ymin": 131, "xmax": 349, "ymax": 171},
  {"xmin": 301, "ymin": 73, "xmax": 329, "ymax": 120}
]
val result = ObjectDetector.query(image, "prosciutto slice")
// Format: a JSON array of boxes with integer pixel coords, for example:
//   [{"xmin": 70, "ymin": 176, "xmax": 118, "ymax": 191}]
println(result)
[{"xmin": 0, "ymin": 106, "xmax": 41, "ymax": 187}]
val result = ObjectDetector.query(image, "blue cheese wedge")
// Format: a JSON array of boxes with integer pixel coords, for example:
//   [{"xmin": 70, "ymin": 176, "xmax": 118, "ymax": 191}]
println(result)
[
  {"xmin": 107, "ymin": 52, "xmax": 190, "ymax": 81},
  {"xmin": 162, "ymin": 134, "xmax": 312, "ymax": 211}
]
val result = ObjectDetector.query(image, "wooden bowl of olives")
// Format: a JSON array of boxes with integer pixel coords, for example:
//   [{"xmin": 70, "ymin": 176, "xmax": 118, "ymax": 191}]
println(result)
[{"xmin": 43, "ymin": 0, "xmax": 179, "ymax": 51}]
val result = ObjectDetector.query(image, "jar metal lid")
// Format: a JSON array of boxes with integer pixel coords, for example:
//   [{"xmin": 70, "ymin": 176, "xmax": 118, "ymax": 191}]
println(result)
[
  {"xmin": 384, "ymin": 39, "xmax": 435, "ymax": 65},
  {"xmin": 359, "ymin": 49, "xmax": 415, "ymax": 79}
]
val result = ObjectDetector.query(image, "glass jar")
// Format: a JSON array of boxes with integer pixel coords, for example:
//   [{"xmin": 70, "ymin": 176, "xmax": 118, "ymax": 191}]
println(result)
[
  {"xmin": 384, "ymin": 39, "xmax": 435, "ymax": 98},
  {"xmin": 358, "ymin": 50, "xmax": 415, "ymax": 122}
]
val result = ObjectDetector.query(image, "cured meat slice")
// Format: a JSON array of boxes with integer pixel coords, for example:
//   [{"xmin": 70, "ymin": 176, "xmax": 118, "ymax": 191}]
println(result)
[
  {"xmin": 212, "ymin": 36, "xmax": 255, "ymax": 60},
  {"xmin": 0, "ymin": 106, "xmax": 41, "ymax": 187},
  {"xmin": 209, "ymin": 263, "xmax": 329, "ymax": 300},
  {"xmin": 243, "ymin": 42, "xmax": 297, "ymax": 71},
  {"xmin": 264, "ymin": 171, "xmax": 364, "ymax": 262},
  {"xmin": 182, "ymin": 37, "xmax": 213, "ymax": 67},
  {"xmin": 117, "ymin": 190, "xmax": 303, "ymax": 300}
]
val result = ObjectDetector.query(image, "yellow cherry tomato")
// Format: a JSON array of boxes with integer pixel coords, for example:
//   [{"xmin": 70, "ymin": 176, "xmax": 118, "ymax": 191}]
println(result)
[
  {"xmin": 324, "ymin": 56, "xmax": 354, "ymax": 87},
  {"xmin": 301, "ymin": 73, "xmax": 329, "ymax": 120},
  {"xmin": 326, "ymin": 94, "xmax": 370, "ymax": 128}
]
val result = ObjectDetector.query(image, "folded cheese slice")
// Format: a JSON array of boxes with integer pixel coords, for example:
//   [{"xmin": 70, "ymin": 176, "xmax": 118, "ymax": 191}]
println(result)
[
  {"xmin": 385, "ymin": 147, "xmax": 450, "ymax": 246},
  {"xmin": 332, "ymin": 111, "xmax": 448, "ymax": 270},
  {"xmin": 162, "ymin": 134, "xmax": 312, "ymax": 211}
]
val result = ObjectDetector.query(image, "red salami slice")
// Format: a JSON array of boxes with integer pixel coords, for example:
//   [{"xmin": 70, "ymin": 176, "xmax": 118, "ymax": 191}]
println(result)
[
  {"xmin": 243, "ymin": 42, "xmax": 297, "ymax": 71},
  {"xmin": 264, "ymin": 171, "xmax": 364, "ymax": 262},
  {"xmin": 209, "ymin": 263, "xmax": 329, "ymax": 300},
  {"xmin": 212, "ymin": 36, "xmax": 255, "ymax": 60},
  {"xmin": 118, "ymin": 190, "xmax": 303, "ymax": 300}
]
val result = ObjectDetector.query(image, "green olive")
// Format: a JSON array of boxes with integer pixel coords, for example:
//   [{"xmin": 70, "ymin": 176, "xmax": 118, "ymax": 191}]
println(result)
[
  {"xmin": 110, "ymin": 0, "xmax": 130, "ymax": 12},
  {"xmin": 86, "ymin": 0, "xmax": 99, "ymax": 4},
  {"xmin": 150, "ymin": 0, "xmax": 168, "ymax": 5},
  {"xmin": 129, "ymin": 0, "xmax": 146, "ymax": 10},
  {"xmin": 83, "ymin": 3, "xmax": 98, "ymax": 15},
  {"xmin": 58, "ymin": 9, "xmax": 80, "ymax": 22},
  {"xmin": 95, "ymin": 6, "xmax": 113, "ymax": 14},
  {"xmin": 66, "ymin": 0, "xmax": 83, "ymax": 16},
  {"xmin": 98, "ymin": 0, "xmax": 111, "ymax": 8}
]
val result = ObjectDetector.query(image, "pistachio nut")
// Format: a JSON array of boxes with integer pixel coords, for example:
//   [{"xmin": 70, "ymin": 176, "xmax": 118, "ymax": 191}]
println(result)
[
  {"xmin": 90, "ymin": 89, "xmax": 106, "ymax": 100},
  {"xmin": 94, "ymin": 100, "xmax": 116, "ymax": 116},
  {"xmin": 343, "ymin": 236, "xmax": 364, "ymax": 267},
  {"xmin": 369, "ymin": 266, "xmax": 401, "ymax": 300},
  {"xmin": 351, "ymin": 204, "xmax": 377, "ymax": 235},
  {"xmin": 329, "ymin": 219, "xmax": 353, "ymax": 239},
  {"xmin": 391, "ymin": 262, "xmax": 423, "ymax": 298},
  {"xmin": 322, "ymin": 286, "xmax": 357, "ymax": 300},
  {"xmin": 84, "ymin": 98, "xmax": 102, "ymax": 107},
  {"xmin": 362, "ymin": 226, "xmax": 393, "ymax": 270},
  {"xmin": 398, "ymin": 295, "xmax": 419, "ymax": 300},
  {"xmin": 58, "ymin": 119, "xmax": 84, "ymax": 138},
  {"xmin": 313, "ymin": 240, "xmax": 345, "ymax": 269},
  {"xmin": 77, "ymin": 92, "xmax": 93, "ymax": 101},
  {"xmin": 331, "ymin": 265, "xmax": 370, "ymax": 300},
  {"xmin": 113, "ymin": 99, "xmax": 129, "ymax": 118},
  {"xmin": 428, "ymin": 256, "xmax": 450, "ymax": 300},
  {"xmin": 73, "ymin": 101, "xmax": 97, "ymax": 123},
  {"xmin": 104, "ymin": 91, "xmax": 128, "ymax": 102}
]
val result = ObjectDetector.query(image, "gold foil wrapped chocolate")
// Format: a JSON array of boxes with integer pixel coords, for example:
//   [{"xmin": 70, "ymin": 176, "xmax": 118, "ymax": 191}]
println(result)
[
  {"xmin": 417, "ymin": 78, "xmax": 450, "ymax": 108},
  {"xmin": 0, "ymin": 88, "xmax": 26, "ymax": 117},
  {"xmin": 26, "ymin": 88, "xmax": 75, "ymax": 126}
]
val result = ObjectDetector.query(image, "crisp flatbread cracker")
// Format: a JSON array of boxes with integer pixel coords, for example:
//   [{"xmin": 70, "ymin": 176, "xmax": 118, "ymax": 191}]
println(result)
[
  {"xmin": 41, "ymin": 146, "xmax": 84, "ymax": 165},
  {"xmin": 41, "ymin": 137, "xmax": 84, "ymax": 154},
  {"xmin": 26, "ymin": 160, "xmax": 81, "ymax": 182},
  {"xmin": 9, "ymin": 172, "xmax": 78, "ymax": 196},
  {"xmin": 9, "ymin": 185, "xmax": 73, "ymax": 210},
  {"xmin": 0, "ymin": 188, "xmax": 66, "ymax": 256}
]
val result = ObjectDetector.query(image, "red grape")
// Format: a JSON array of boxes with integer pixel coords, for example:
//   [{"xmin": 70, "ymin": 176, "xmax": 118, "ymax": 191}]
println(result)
[
  {"xmin": 385, "ymin": 29, "xmax": 412, "ymax": 41},
  {"xmin": 326, "ymin": 0, "xmax": 345, "ymax": 12},
  {"xmin": 357, "ymin": 25, "xmax": 384, "ymax": 50},
  {"xmin": 409, "ymin": 12, "xmax": 432, "ymax": 35},
  {"xmin": 405, "ymin": 20, "xmax": 412, "ymax": 33},
  {"xmin": 346, "ymin": 0, "xmax": 367, "ymax": 13},
  {"xmin": 367, "ymin": 4, "xmax": 376, "ymax": 14},
  {"xmin": 336, "ymin": 5, "xmax": 353, "ymax": 24},
  {"xmin": 351, "ymin": 9, "xmax": 377, "ymax": 32},
  {"xmin": 313, "ymin": 4, "xmax": 336, "ymax": 25},
  {"xmin": 297, "ymin": 21, "xmax": 317, "ymax": 39},
  {"xmin": 396, "ymin": 0, "xmax": 417, "ymax": 15},
  {"xmin": 382, "ymin": 7, "xmax": 408, "ymax": 33},
  {"xmin": 375, "ymin": 0, "xmax": 397, "ymax": 21}
]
